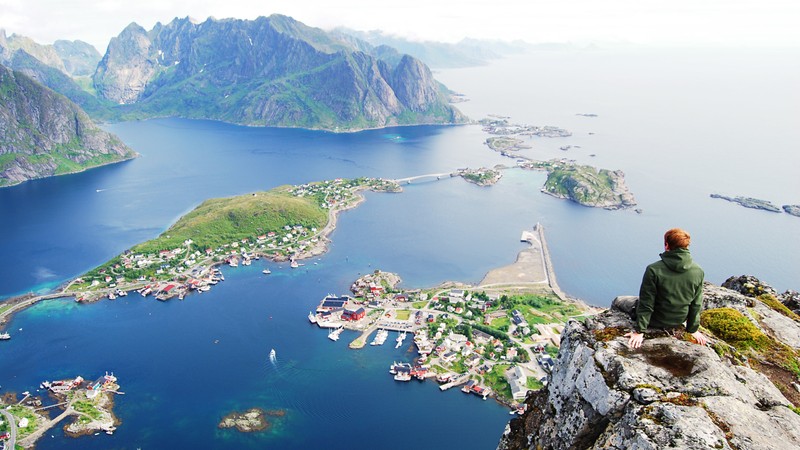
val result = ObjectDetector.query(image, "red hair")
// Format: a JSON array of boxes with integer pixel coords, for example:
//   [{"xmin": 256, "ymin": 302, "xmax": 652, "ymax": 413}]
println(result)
[{"xmin": 664, "ymin": 228, "xmax": 691, "ymax": 249}]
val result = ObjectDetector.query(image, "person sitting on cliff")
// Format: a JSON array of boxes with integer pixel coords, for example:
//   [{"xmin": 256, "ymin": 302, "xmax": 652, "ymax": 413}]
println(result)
[{"xmin": 616, "ymin": 228, "xmax": 708, "ymax": 349}]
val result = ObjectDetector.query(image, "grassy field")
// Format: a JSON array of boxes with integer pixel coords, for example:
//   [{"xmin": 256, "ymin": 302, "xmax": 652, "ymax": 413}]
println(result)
[
  {"xmin": 133, "ymin": 188, "xmax": 326, "ymax": 254},
  {"xmin": 395, "ymin": 309, "xmax": 411, "ymax": 320}
]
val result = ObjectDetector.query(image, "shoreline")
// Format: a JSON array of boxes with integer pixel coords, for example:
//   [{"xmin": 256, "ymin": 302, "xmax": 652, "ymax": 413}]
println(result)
[
  {"xmin": 310, "ymin": 226, "xmax": 600, "ymax": 408},
  {"xmin": 0, "ymin": 185, "xmax": 375, "ymax": 331},
  {"xmin": 0, "ymin": 153, "xmax": 139, "ymax": 190}
]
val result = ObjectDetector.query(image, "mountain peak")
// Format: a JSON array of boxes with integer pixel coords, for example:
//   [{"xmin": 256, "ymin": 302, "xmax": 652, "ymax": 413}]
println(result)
[{"xmin": 92, "ymin": 16, "xmax": 464, "ymax": 130}]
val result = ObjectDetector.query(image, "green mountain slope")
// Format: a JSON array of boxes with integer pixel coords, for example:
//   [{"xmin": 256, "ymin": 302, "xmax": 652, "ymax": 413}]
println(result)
[
  {"xmin": 0, "ymin": 64, "xmax": 137, "ymax": 187},
  {"xmin": 94, "ymin": 15, "xmax": 465, "ymax": 131}
]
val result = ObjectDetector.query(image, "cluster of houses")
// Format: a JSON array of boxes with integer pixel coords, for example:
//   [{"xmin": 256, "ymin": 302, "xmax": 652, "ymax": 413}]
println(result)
[
  {"xmin": 290, "ymin": 177, "xmax": 399, "ymax": 210},
  {"xmin": 41, "ymin": 372, "xmax": 118, "ymax": 399}
]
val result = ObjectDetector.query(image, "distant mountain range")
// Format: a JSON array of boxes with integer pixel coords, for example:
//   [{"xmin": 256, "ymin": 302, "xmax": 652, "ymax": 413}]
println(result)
[
  {"xmin": 331, "ymin": 28, "xmax": 533, "ymax": 68},
  {"xmin": 0, "ymin": 14, "xmax": 534, "ymax": 185},
  {"xmin": 1, "ymin": 16, "xmax": 481, "ymax": 132},
  {"xmin": 91, "ymin": 15, "xmax": 465, "ymax": 130}
]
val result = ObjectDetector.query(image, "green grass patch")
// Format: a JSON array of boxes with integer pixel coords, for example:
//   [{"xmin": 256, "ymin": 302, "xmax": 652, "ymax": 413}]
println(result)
[
  {"xmin": 450, "ymin": 359, "xmax": 467, "ymax": 374},
  {"xmin": 412, "ymin": 301, "xmax": 428, "ymax": 309},
  {"xmin": 6, "ymin": 405, "xmax": 38, "ymax": 437},
  {"xmin": 527, "ymin": 378, "xmax": 544, "ymax": 390},
  {"xmin": 490, "ymin": 316, "xmax": 510, "ymax": 330},
  {"xmin": 701, "ymin": 307, "xmax": 800, "ymax": 377},
  {"xmin": 74, "ymin": 399, "xmax": 104, "ymax": 421},
  {"xmin": 700, "ymin": 308, "xmax": 766, "ymax": 350},
  {"xmin": 134, "ymin": 188, "xmax": 326, "ymax": 254},
  {"xmin": 483, "ymin": 365, "xmax": 513, "ymax": 400},
  {"xmin": 758, "ymin": 294, "xmax": 800, "ymax": 322},
  {"xmin": 395, "ymin": 309, "xmax": 411, "ymax": 321}
]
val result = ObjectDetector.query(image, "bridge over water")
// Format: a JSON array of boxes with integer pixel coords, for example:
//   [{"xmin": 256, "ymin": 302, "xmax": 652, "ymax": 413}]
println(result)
[{"xmin": 393, "ymin": 172, "xmax": 457, "ymax": 184}]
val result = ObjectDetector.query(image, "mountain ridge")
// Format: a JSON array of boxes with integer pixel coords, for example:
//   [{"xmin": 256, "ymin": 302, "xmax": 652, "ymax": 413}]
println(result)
[{"xmin": 92, "ymin": 15, "xmax": 465, "ymax": 131}]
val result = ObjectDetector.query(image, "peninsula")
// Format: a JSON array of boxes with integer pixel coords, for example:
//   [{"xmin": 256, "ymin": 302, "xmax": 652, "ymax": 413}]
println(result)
[
  {"xmin": 64, "ymin": 177, "xmax": 401, "ymax": 302},
  {"xmin": 307, "ymin": 224, "xmax": 600, "ymax": 407}
]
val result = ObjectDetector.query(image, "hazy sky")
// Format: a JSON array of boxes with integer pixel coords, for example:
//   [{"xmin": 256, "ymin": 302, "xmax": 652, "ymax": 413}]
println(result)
[{"xmin": 1, "ymin": 0, "xmax": 798, "ymax": 52}]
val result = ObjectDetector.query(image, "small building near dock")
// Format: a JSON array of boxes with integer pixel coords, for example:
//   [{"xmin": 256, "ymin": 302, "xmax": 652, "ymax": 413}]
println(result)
[
  {"xmin": 317, "ymin": 295, "xmax": 350, "ymax": 312},
  {"xmin": 341, "ymin": 307, "xmax": 366, "ymax": 321}
]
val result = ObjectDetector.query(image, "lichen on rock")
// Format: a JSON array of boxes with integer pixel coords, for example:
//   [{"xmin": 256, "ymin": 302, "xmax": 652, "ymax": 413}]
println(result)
[{"xmin": 498, "ymin": 278, "xmax": 800, "ymax": 450}]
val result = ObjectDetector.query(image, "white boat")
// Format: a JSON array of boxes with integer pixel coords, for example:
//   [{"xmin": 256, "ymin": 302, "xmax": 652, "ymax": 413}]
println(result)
[
  {"xmin": 370, "ymin": 329, "xmax": 388, "ymax": 346},
  {"xmin": 228, "ymin": 258, "xmax": 239, "ymax": 267},
  {"xmin": 395, "ymin": 331, "xmax": 407, "ymax": 349},
  {"xmin": 308, "ymin": 311, "xmax": 317, "ymax": 324},
  {"xmin": 269, "ymin": 348, "xmax": 276, "ymax": 362},
  {"xmin": 242, "ymin": 259, "xmax": 252, "ymax": 266},
  {"xmin": 263, "ymin": 269, "xmax": 271, "ymax": 275},
  {"xmin": 328, "ymin": 326, "xmax": 344, "ymax": 341},
  {"xmin": 290, "ymin": 260, "xmax": 299, "ymax": 269},
  {"xmin": 0, "ymin": 332, "xmax": 10, "ymax": 340},
  {"xmin": 393, "ymin": 372, "xmax": 411, "ymax": 381},
  {"xmin": 108, "ymin": 293, "xmax": 116, "ymax": 300}
]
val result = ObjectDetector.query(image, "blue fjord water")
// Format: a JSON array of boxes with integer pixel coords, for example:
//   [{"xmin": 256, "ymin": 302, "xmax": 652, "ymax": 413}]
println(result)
[{"xmin": 0, "ymin": 48, "xmax": 798, "ymax": 449}]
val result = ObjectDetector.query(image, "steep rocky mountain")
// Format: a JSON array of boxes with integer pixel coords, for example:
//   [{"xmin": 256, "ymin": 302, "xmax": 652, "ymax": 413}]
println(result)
[
  {"xmin": 498, "ymin": 277, "xmax": 800, "ymax": 449},
  {"xmin": 0, "ymin": 30, "xmax": 101, "ymax": 77},
  {"xmin": 93, "ymin": 15, "xmax": 465, "ymax": 130},
  {"xmin": 0, "ymin": 30, "xmax": 112, "ymax": 118},
  {"xmin": 0, "ymin": 30, "xmax": 66, "ymax": 73},
  {"xmin": 0, "ymin": 64, "xmax": 137, "ymax": 187},
  {"xmin": 52, "ymin": 39, "xmax": 102, "ymax": 77},
  {"xmin": 8, "ymin": 51, "xmax": 112, "ymax": 118}
]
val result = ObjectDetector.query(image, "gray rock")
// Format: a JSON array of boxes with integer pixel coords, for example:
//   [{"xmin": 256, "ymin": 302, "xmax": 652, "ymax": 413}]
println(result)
[
  {"xmin": 780, "ymin": 289, "xmax": 800, "ymax": 314},
  {"xmin": 721, "ymin": 275, "xmax": 778, "ymax": 298},
  {"xmin": 752, "ymin": 301, "xmax": 800, "ymax": 349},
  {"xmin": 702, "ymin": 282, "xmax": 756, "ymax": 309},
  {"xmin": 498, "ymin": 280, "xmax": 800, "ymax": 450}
]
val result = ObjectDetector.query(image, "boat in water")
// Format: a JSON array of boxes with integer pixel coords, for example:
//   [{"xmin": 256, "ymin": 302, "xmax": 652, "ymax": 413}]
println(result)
[
  {"xmin": 328, "ymin": 326, "xmax": 344, "ymax": 341},
  {"xmin": 263, "ymin": 268, "xmax": 271, "ymax": 275},
  {"xmin": 290, "ymin": 260, "xmax": 299, "ymax": 269},
  {"xmin": 395, "ymin": 331, "xmax": 407, "ymax": 349},
  {"xmin": 390, "ymin": 362, "xmax": 412, "ymax": 381},
  {"xmin": 269, "ymin": 348, "xmax": 276, "ymax": 363},
  {"xmin": 370, "ymin": 329, "xmax": 388, "ymax": 346},
  {"xmin": 0, "ymin": 332, "xmax": 10, "ymax": 340},
  {"xmin": 308, "ymin": 311, "xmax": 317, "ymax": 324}
]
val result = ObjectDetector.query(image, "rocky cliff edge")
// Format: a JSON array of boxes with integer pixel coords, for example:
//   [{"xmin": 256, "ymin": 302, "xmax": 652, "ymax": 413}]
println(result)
[{"xmin": 498, "ymin": 276, "xmax": 800, "ymax": 450}]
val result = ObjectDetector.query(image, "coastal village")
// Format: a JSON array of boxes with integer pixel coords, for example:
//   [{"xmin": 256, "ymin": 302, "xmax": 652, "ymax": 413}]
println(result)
[
  {"xmin": 58, "ymin": 177, "xmax": 401, "ymax": 304},
  {"xmin": 306, "ymin": 225, "xmax": 595, "ymax": 411},
  {"xmin": 0, "ymin": 172, "xmax": 597, "ymax": 446},
  {"xmin": 0, "ymin": 372, "xmax": 121, "ymax": 448}
]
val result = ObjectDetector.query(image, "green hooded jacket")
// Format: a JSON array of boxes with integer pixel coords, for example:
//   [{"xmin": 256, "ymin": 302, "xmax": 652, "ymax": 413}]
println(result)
[{"xmin": 636, "ymin": 247, "xmax": 704, "ymax": 333}]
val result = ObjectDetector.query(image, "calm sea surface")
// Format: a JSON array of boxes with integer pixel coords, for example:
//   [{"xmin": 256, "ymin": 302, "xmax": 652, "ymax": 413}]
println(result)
[{"xmin": 0, "ymin": 47, "xmax": 798, "ymax": 449}]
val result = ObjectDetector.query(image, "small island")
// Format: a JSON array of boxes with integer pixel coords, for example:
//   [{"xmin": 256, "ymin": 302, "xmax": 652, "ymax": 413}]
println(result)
[
  {"xmin": 0, "ymin": 373, "xmax": 121, "ymax": 448},
  {"xmin": 783, "ymin": 204, "xmax": 800, "ymax": 217},
  {"xmin": 538, "ymin": 163, "xmax": 636, "ymax": 210},
  {"xmin": 459, "ymin": 167, "xmax": 503, "ymax": 186},
  {"xmin": 479, "ymin": 116, "xmax": 636, "ymax": 210},
  {"xmin": 710, "ymin": 193, "xmax": 782, "ymax": 213}
]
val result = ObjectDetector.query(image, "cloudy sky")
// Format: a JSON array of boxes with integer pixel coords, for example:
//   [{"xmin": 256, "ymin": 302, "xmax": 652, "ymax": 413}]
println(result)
[{"xmin": 1, "ymin": 0, "xmax": 798, "ymax": 52}]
